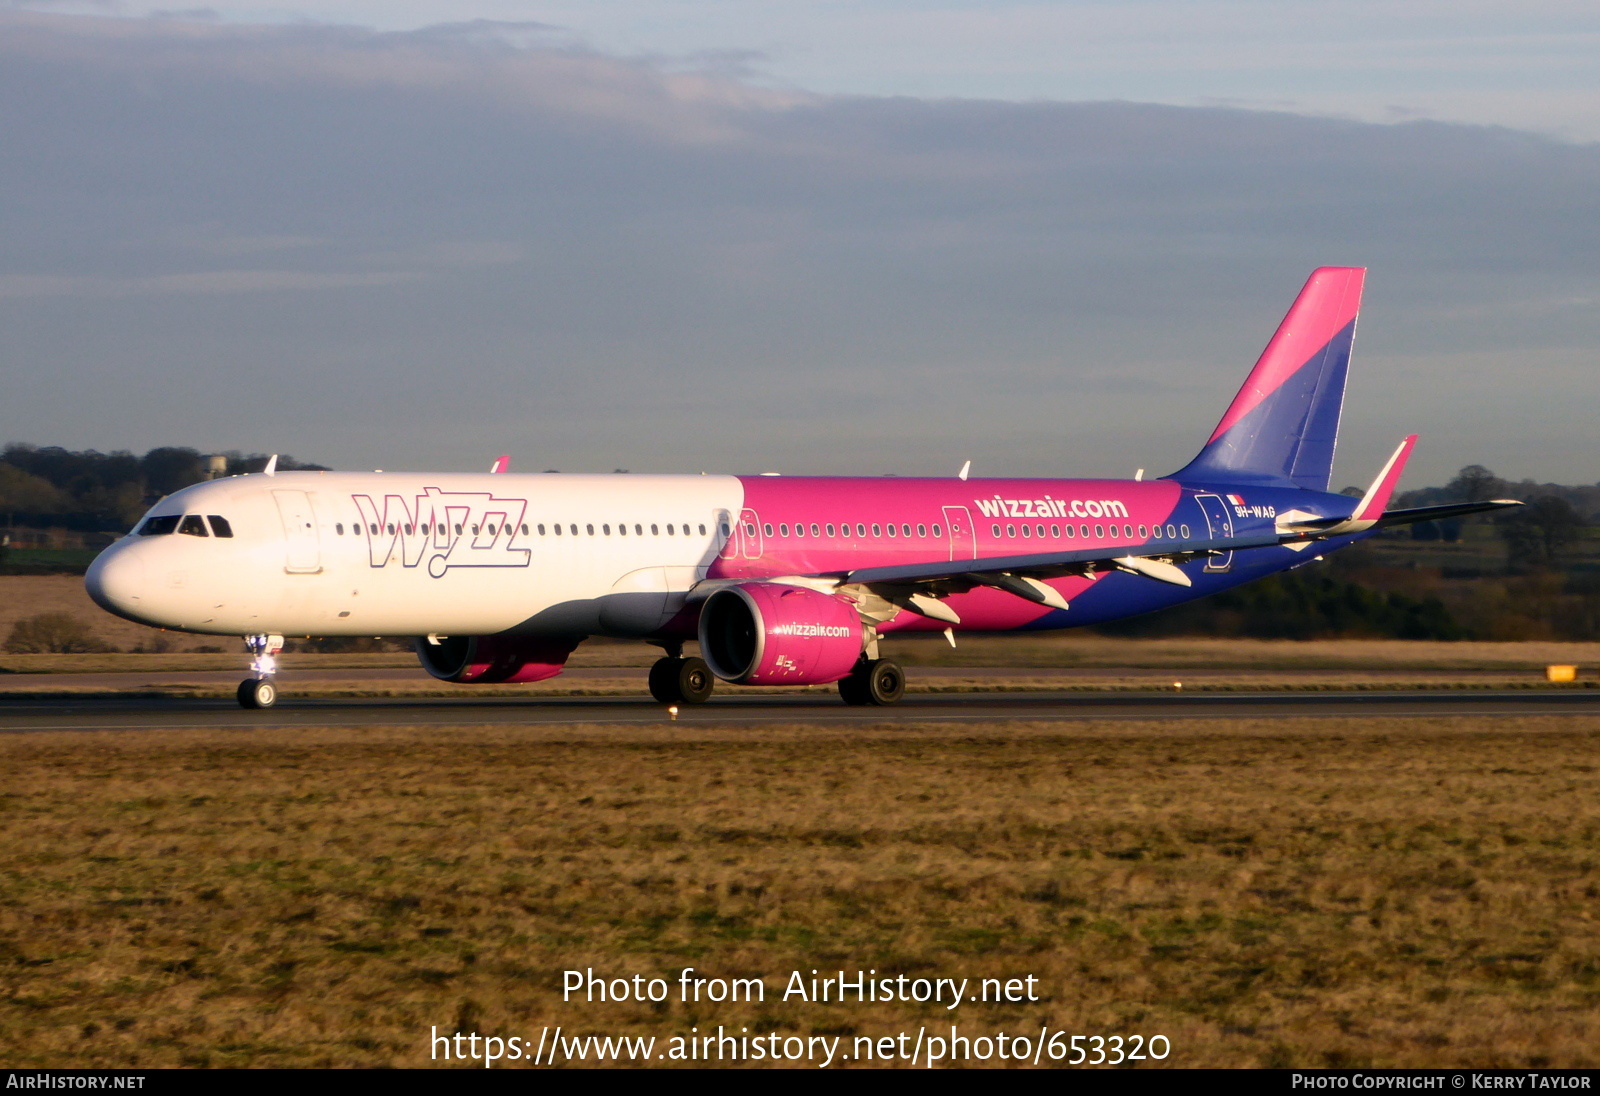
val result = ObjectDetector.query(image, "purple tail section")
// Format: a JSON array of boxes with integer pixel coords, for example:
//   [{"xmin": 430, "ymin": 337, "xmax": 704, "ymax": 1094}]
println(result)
[{"xmin": 1169, "ymin": 267, "xmax": 1366, "ymax": 491}]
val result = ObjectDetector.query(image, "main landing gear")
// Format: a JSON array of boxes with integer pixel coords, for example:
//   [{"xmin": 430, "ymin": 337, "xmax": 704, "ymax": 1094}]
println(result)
[
  {"xmin": 649, "ymin": 655, "xmax": 715, "ymax": 705},
  {"xmin": 237, "ymin": 634, "xmax": 284, "ymax": 709},
  {"xmin": 838, "ymin": 657, "xmax": 905, "ymax": 706}
]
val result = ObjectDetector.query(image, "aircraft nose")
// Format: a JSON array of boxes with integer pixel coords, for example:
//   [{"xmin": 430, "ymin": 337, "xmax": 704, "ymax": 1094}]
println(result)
[{"xmin": 85, "ymin": 545, "xmax": 147, "ymax": 621}]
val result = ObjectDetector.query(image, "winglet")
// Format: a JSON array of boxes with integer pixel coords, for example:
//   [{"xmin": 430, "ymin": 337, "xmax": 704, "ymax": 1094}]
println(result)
[
  {"xmin": 1353, "ymin": 434, "xmax": 1417, "ymax": 522},
  {"xmin": 489, "ymin": 455, "xmax": 510, "ymax": 474},
  {"xmin": 264, "ymin": 454, "xmax": 278, "ymax": 477},
  {"xmin": 1289, "ymin": 435, "xmax": 1417, "ymax": 538}
]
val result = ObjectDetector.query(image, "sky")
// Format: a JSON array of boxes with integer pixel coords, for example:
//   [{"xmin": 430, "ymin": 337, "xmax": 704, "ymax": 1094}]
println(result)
[{"xmin": 2, "ymin": 4, "xmax": 1599, "ymax": 488}]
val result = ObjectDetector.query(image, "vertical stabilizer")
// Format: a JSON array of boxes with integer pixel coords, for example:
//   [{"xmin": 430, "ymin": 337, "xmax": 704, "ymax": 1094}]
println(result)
[{"xmin": 1169, "ymin": 267, "xmax": 1365, "ymax": 490}]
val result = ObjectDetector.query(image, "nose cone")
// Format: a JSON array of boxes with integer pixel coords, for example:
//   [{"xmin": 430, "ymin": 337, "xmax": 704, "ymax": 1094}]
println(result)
[{"xmin": 85, "ymin": 545, "xmax": 147, "ymax": 623}]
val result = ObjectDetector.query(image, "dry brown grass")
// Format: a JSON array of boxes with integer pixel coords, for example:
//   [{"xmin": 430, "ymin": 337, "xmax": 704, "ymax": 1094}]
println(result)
[
  {"xmin": 3, "ymin": 715, "xmax": 1600, "ymax": 1068},
  {"xmin": 0, "ymin": 576, "xmax": 220, "ymax": 654}
]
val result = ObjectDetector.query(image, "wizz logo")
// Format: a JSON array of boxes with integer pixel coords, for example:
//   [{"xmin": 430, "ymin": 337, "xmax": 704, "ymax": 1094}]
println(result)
[{"xmin": 352, "ymin": 488, "xmax": 531, "ymax": 578}]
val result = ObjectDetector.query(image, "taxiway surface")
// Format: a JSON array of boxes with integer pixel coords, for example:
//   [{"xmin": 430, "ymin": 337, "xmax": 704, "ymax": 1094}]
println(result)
[{"xmin": 3, "ymin": 689, "xmax": 1600, "ymax": 733}]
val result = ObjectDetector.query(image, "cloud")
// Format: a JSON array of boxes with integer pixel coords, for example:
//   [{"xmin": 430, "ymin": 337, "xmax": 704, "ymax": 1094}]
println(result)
[{"xmin": 0, "ymin": 11, "xmax": 1597, "ymax": 489}]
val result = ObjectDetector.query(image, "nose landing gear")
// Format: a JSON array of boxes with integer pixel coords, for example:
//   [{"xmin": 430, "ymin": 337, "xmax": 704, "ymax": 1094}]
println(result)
[{"xmin": 238, "ymin": 634, "xmax": 284, "ymax": 709}]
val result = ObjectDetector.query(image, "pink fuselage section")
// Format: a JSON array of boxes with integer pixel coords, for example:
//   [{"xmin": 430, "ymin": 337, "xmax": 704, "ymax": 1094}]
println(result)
[{"xmin": 705, "ymin": 475, "xmax": 1185, "ymax": 632}]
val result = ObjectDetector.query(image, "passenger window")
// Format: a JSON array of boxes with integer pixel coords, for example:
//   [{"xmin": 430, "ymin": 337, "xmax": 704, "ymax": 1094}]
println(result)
[
  {"xmin": 603, "ymin": 524, "xmax": 611, "ymax": 535},
  {"xmin": 698, "ymin": 524, "xmax": 706, "ymax": 535},
  {"xmin": 1139, "ymin": 524, "xmax": 1148, "ymax": 538},
  {"xmin": 179, "ymin": 515, "xmax": 209, "ymax": 537},
  {"xmin": 554, "ymin": 524, "xmax": 563, "ymax": 535},
  {"xmin": 901, "ymin": 524, "xmax": 910, "ymax": 537},
  {"xmin": 1167, "ymin": 524, "xmax": 1176, "ymax": 538},
  {"xmin": 1180, "ymin": 524, "xmax": 1190, "ymax": 538},
  {"xmin": 1065, "ymin": 525, "xmax": 1075, "ymax": 538},
  {"xmin": 826, "ymin": 524, "xmax": 836, "ymax": 537},
  {"xmin": 886, "ymin": 524, "xmax": 896, "ymax": 538},
  {"xmin": 868, "ymin": 524, "xmax": 879, "ymax": 537},
  {"xmin": 388, "ymin": 524, "xmax": 397, "ymax": 535},
  {"xmin": 1124, "ymin": 524, "xmax": 1133, "ymax": 538},
  {"xmin": 720, "ymin": 522, "xmax": 730, "ymax": 536},
  {"xmin": 1050, "ymin": 524, "xmax": 1059, "ymax": 538},
  {"xmin": 1037, "ymin": 525, "xmax": 1045, "ymax": 537},
  {"xmin": 405, "ymin": 525, "xmax": 414, "ymax": 535},
  {"xmin": 1006, "ymin": 524, "xmax": 1016, "ymax": 537},
  {"xmin": 539, "ymin": 524, "xmax": 547, "ymax": 535},
  {"xmin": 1151, "ymin": 525, "xmax": 1161, "ymax": 539},
  {"xmin": 652, "ymin": 524, "xmax": 660, "ymax": 535},
  {"xmin": 586, "ymin": 524, "xmax": 594, "ymax": 535},
  {"xmin": 371, "ymin": 523, "xmax": 380, "ymax": 535},
  {"xmin": 1094, "ymin": 525, "xmax": 1104, "ymax": 538},
  {"xmin": 932, "ymin": 524, "xmax": 941, "ymax": 537},
  {"xmin": 917, "ymin": 524, "xmax": 926, "ymax": 537},
  {"xmin": 1021, "ymin": 525, "xmax": 1030, "ymax": 538},
  {"xmin": 470, "ymin": 525, "xmax": 478, "ymax": 535},
  {"xmin": 810, "ymin": 523, "xmax": 820, "ymax": 537},
  {"xmin": 635, "ymin": 524, "xmax": 643, "ymax": 536},
  {"xmin": 992, "ymin": 524, "xmax": 1001, "ymax": 537},
  {"xmin": 763, "ymin": 523, "xmax": 773, "ymax": 537},
  {"xmin": 855, "ymin": 523, "xmax": 866, "ymax": 537},
  {"xmin": 618, "ymin": 522, "xmax": 627, "ymax": 535},
  {"xmin": 780, "ymin": 523, "xmax": 789, "ymax": 537},
  {"xmin": 521, "ymin": 524, "xmax": 529, "ymax": 535},
  {"xmin": 334, "ymin": 522, "xmax": 343, "ymax": 536}
]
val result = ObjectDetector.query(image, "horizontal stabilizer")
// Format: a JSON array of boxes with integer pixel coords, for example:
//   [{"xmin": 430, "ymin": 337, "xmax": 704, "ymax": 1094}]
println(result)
[{"xmin": 1369, "ymin": 499, "xmax": 1522, "ymax": 529}]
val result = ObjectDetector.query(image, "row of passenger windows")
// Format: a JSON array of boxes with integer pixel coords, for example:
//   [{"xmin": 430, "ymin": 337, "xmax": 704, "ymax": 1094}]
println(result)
[
  {"xmin": 988, "ymin": 521, "xmax": 1190, "ymax": 541},
  {"xmin": 137, "ymin": 514, "xmax": 234, "ymax": 538},
  {"xmin": 749, "ymin": 521, "xmax": 944, "ymax": 539},
  {"xmin": 331, "ymin": 521, "xmax": 711, "ymax": 538}
]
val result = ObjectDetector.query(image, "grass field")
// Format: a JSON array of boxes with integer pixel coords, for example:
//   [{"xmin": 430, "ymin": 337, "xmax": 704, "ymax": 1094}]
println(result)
[{"xmin": 3, "ymin": 714, "xmax": 1599, "ymax": 1068}]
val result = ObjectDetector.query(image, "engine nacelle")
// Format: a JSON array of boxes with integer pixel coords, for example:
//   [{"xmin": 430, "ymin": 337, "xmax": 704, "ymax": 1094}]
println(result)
[
  {"xmin": 414, "ymin": 634, "xmax": 582, "ymax": 684},
  {"xmin": 698, "ymin": 583, "xmax": 863, "ymax": 685}
]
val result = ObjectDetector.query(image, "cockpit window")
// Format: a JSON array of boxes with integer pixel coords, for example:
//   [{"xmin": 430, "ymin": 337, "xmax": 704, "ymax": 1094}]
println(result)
[
  {"xmin": 179, "ymin": 515, "xmax": 209, "ymax": 537},
  {"xmin": 137, "ymin": 515, "xmax": 180, "ymax": 536},
  {"xmin": 207, "ymin": 515, "xmax": 234, "ymax": 538}
]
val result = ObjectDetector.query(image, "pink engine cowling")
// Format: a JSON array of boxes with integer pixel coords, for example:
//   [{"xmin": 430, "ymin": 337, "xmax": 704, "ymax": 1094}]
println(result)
[
  {"xmin": 414, "ymin": 634, "xmax": 582, "ymax": 684},
  {"xmin": 698, "ymin": 583, "xmax": 863, "ymax": 685}
]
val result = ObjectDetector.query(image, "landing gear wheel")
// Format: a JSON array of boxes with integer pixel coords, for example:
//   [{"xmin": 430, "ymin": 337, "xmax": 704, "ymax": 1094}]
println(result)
[
  {"xmin": 237, "ymin": 677, "xmax": 277, "ymax": 710},
  {"xmin": 838, "ymin": 658, "xmax": 905, "ymax": 706},
  {"xmin": 648, "ymin": 656, "xmax": 714, "ymax": 705}
]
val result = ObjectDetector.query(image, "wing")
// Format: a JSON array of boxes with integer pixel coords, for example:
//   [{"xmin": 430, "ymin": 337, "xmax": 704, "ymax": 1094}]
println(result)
[{"xmin": 830, "ymin": 497, "xmax": 1524, "ymax": 624}]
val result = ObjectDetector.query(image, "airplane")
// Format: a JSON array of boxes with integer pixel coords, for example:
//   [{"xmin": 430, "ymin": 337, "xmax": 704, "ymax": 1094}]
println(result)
[{"xmin": 85, "ymin": 267, "xmax": 1518, "ymax": 710}]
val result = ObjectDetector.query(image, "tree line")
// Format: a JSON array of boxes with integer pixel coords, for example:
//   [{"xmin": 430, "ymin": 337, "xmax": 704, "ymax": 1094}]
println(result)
[{"xmin": 0, "ymin": 445, "xmax": 327, "ymax": 532}]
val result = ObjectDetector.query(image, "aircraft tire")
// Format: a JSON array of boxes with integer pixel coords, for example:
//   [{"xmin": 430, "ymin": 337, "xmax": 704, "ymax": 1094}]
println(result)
[
  {"xmin": 839, "ymin": 658, "xmax": 905, "ymax": 706},
  {"xmin": 238, "ymin": 677, "xmax": 277, "ymax": 710},
  {"xmin": 649, "ymin": 657, "xmax": 714, "ymax": 705}
]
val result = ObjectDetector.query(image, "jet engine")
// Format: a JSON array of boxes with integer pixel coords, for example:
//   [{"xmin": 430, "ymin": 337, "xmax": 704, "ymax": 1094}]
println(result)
[
  {"xmin": 698, "ymin": 583, "xmax": 863, "ymax": 685},
  {"xmin": 414, "ymin": 634, "xmax": 582, "ymax": 684}
]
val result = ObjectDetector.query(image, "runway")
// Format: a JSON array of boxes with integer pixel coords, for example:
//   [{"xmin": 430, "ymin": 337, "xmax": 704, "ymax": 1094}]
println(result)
[{"xmin": 4, "ymin": 688, "xmax": 1600, "ymax": 733}]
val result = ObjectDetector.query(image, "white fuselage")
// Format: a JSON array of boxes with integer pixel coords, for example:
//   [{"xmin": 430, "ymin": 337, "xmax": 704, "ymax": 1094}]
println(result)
[{"xmin": 86, "ymin": 472, "xmax": 745, "ymax": 637}]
